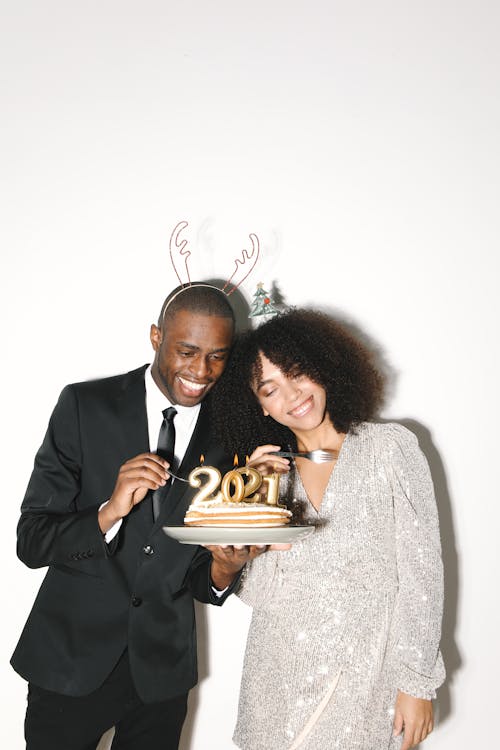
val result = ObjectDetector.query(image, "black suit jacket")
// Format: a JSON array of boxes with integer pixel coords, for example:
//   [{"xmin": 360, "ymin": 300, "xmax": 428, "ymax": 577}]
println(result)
[{"xmin": 11, "ymin": 365, "xmax": 236, "ymax": 702}]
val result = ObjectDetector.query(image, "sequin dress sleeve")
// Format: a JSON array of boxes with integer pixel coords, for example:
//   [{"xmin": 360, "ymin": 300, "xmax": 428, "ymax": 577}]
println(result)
[{"xmin": 384, "ymin": 423, "xmax": 445, "ymax": 699}]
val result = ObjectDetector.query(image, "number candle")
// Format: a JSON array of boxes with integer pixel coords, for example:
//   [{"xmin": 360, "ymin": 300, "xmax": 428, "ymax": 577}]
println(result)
[
  {"xmin": 237, "ymin": 466, "xmax": 262, "ymax": 501},
  {"xmin": 262, "ymin": 473, "xmax": 280, "ymax": 505},
  {"xmin": 188, "ymin": 466, "xmax": 222, "ymax": 505},
  {"xmin": 220, "ymin": 470, "xmax": 245, "ymax": 502}
]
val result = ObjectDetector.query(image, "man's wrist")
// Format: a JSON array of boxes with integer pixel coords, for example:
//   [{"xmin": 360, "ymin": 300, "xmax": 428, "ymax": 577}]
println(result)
[
  {"xmin": 210, "ymin": 561, "xmax": 243, "ymax": 590},
  {"xmin": 98, "ymin": 500, "xmax": 122, "ymax": 534}
]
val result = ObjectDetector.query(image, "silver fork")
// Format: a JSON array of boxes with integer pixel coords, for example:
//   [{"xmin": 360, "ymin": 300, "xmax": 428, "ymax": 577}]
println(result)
[
  {"xmin": 167, "ymin": 449, "xmax": 338, "ymax": 480},
  {"xmin": 166, "ymin": 469, "xmax": 190, "ymax": 483},
  {"xmin": 270, "ymin": 449, "xmax": 338, "ymax": 463}
]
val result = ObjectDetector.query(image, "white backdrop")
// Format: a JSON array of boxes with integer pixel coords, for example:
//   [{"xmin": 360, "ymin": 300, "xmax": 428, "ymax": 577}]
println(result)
[{"xmin": 1, "ymin": 2, "xmax": 498, "ymax": 748}]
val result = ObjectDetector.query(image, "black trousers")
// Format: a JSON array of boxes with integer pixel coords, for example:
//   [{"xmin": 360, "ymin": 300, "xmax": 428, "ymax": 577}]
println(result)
[{"xmin": 24, "ymin": 651, "xmax": 188, "ymax": 750}]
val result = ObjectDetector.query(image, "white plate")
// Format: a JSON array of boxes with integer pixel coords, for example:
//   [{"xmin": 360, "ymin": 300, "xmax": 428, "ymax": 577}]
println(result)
[{"xmin": 162, "ymin": 525, "xmax": 315, "ymax": 546}]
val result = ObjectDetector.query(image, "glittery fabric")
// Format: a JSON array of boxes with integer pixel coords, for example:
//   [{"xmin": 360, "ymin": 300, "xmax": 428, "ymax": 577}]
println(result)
[{"xmin": 233, "ymin": 423, "xmax": 445, "ymax": 750}]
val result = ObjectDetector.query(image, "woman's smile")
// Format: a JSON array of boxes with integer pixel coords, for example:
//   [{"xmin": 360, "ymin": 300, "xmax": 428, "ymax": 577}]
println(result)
[{"xmin": 287, "ymin": 395, "xmax": 314, "ymax": 418}]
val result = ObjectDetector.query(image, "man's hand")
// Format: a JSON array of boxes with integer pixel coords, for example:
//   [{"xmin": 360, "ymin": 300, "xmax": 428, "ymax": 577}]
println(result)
[
  {"xmin": 393, "ymin": 691, "xmax": 434, "ymax": 750},
  {"xmin": 206, "ymin": 544, "xmax": 290, "ymax": 590},
  {"xmin": 98, "ymin": 453, "xmax": 169, "ymax": 533}
]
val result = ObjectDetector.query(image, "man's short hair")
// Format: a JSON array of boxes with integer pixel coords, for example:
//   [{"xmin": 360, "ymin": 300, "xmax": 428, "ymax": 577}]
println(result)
[{"xmin": 158, "ymin": 283, "xmax": 235, "ymax": 328}]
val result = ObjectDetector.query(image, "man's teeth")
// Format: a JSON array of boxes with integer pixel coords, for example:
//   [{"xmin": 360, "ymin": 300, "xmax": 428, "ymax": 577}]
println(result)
[{"xmin": 178, "ymin": 377, "xmax": 206, "ymax": 392}]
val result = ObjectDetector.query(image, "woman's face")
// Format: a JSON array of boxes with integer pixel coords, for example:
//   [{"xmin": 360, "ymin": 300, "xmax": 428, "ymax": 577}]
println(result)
[{"xmin": 252, "ymin": 353, "xmax": 328, "ymax": 433}]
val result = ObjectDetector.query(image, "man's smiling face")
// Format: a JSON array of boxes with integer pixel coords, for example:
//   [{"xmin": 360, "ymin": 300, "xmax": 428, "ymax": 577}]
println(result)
[{"xmin": 150, "ymin": 309, "xmax": 234, "ymax": 406}]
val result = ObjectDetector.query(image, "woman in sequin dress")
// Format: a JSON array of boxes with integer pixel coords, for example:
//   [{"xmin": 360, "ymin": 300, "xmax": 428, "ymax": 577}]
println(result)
[{"xmin": 212, "ymin": 309, "xmax": 445, "ymax": 750}]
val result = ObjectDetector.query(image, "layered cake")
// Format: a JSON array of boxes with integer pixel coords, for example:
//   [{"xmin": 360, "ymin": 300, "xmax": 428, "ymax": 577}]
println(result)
[{"xmin": 184, "ymin": 500, "xmax": 291, "ymax": 527}]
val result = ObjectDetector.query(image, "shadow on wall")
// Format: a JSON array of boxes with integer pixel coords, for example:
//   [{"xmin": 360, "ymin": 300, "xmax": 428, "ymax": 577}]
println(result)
[
  {"xmin": 315, "ymin": 303, "xmax": 399, "ymax": 406},
  {"xmin": 179, "ymin": 601, "xmax": 209, "ymax": 750}
]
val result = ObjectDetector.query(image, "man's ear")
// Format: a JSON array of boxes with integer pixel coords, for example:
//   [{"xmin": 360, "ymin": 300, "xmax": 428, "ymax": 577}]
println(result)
[{"xmin": 150, "ymin": 324, "xmax": 162, "ymax": 352}]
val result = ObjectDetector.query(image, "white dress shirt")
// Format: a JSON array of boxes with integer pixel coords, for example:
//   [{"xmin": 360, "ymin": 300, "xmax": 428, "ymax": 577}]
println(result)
[{"xmin": 144, "ymin": 365, "xmax": 201, "ymax": 475}]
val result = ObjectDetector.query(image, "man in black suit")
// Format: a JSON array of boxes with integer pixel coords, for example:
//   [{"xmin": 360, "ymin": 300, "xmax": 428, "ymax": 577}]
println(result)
[{"xmin": 11, "ymin": 283, "xmax": 262, "ymax": 750}]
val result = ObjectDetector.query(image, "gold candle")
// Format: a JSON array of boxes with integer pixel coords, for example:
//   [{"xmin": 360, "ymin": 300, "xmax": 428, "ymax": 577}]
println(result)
[
  {"xmin": 220, "ymin": 469, "xmax": 245, "ymax": 503},
  {"xmin": 188, "ymin": 465, "xmax": 222, "ymax": 505},
  {"xmin": 237, "ymin": 466, "xmax": 262, "ymax": 501},
  {"xmin": 262, "ymin": 472, "xmax": 280, "ymax": 505}
]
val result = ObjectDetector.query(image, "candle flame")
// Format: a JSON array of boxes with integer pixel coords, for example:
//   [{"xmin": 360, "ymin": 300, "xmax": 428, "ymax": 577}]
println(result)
[
  {"xmin": 245, "ymin": 455, "xmax": 250, "ymax": 465},
  {"xmin": 233, "ymin": 453, "xmax": 239, "ymax": 467},
  {"xmin": 200, "ymin": 454, "xmax": 205, "ymax": 465}
]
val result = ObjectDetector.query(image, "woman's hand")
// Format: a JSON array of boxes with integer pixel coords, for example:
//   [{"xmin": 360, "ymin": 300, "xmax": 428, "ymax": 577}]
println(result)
[
  {"xmin": 393, "ymin": 691, "xmax": 434, "ymax": 749},
  {"xmin": 246, "ymin": 444, "xmax": 290, "ymax": 476}
]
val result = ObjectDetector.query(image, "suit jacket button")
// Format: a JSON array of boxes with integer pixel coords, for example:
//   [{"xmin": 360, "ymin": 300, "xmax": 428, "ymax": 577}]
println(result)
[
  {"xmin": 131, "ymin": 596, "xmax": 142, "ymax": 607},
  {"xmin": 143, "ymin": 545, "xmax": 154, "ymax": 556}
]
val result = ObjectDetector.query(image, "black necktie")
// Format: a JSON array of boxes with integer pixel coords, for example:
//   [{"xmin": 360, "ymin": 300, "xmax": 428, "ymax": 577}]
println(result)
[{"xmin": 152, "ymin": 407, "xmax": 177, "ymax": 520}]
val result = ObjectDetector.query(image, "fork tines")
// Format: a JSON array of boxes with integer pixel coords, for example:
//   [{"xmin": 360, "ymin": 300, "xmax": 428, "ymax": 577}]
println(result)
[
  {"xmin": 270, "ymin": 449, "xmax": 338, "ymax": 463},
  {"xmin": 309, "ymin": 450, "xmax": 337, "ymax": 462}
]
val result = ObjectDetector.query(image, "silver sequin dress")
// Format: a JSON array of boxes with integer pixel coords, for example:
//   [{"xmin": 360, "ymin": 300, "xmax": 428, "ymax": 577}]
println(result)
[{"xmin": 233, "ymin": 423, "xmax": 445, "ymax": 750}]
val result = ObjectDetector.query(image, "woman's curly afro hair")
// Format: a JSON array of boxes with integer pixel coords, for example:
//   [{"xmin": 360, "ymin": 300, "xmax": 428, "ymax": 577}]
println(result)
[{"xmin": 211, "ymin": 308, "xmax": 386, "ymax": 457}]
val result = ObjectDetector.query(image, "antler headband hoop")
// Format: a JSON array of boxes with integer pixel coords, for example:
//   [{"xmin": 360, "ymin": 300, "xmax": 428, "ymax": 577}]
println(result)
[{"xmin": 168, "ymin": 221, "xmax": 260, "ymax": 298}]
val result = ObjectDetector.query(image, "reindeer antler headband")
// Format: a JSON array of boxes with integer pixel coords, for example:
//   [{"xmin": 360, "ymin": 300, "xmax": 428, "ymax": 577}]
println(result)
[{"xmin": 168, "ymin": 221, "xmax": 260, "ymax": 300}]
